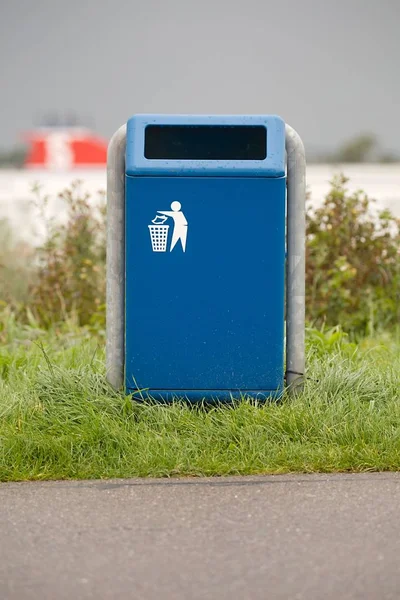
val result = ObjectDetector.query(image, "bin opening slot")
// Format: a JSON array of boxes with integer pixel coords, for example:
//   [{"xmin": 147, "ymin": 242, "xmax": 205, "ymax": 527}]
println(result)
[{"xmin": 144, "ymin": 125, "xmax": 267, "ymax": 160}]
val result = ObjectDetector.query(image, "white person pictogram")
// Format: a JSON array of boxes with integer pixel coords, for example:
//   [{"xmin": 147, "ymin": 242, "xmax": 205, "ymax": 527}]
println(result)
[{"xmin": 157, "ymin": 201, "xmax": 188, "ymax": 252}]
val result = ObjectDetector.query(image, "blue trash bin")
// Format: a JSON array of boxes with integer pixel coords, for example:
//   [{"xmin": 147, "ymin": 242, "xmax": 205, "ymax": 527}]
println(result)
[{"xmin": 124, "ymin": 114, "xmax": 286, "ymax": 402}]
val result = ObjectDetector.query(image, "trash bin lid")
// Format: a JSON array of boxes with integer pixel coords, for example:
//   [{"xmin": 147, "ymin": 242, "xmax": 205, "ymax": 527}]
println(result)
[{"xmin": 126, "ymin": 114, "xmax": 285, "ymax": 178}]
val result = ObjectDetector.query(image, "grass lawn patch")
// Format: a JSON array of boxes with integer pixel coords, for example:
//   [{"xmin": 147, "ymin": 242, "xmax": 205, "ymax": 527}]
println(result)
[{"xmin": 1, "ymin": 330, "xmax": 400, "ymax": 481}]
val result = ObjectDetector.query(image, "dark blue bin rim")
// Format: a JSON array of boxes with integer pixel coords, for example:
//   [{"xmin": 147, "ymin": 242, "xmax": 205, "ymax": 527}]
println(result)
[{"xmin": 126, "ymin": 388, "xmax": 283, "ymax": 403}]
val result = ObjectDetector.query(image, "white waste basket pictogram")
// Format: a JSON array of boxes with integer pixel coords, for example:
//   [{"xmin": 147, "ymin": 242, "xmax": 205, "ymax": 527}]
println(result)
[{"xmin": 148, "ymin": 224, "xmax": 169, "ymax": 252}]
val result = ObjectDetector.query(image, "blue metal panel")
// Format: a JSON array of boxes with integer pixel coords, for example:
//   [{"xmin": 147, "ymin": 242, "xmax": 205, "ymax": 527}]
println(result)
[
  {"xmin": 125, "ymin": 175, "xmax": 285, "ymax": 400},
  {"xmin": 126, "ymin": 114, "xmax": 285, "ymax": 178}
]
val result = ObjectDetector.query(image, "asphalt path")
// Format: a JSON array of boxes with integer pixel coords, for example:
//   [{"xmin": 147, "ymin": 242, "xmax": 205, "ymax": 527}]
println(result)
[{"xmin": 1, "ymin": 473, "xmax": 400, "ymax": 600}]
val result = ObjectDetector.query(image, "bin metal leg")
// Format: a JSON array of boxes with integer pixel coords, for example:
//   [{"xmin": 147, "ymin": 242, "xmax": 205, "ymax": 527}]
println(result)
[
  {"xmin": 106, "ymin": 124, "xmax": 126, "ymax": 390},
  {"xmin": 285, "ymin": 124, "xmax": 306, "ymax": 392},
  {"xmin": 106, "ymin": 122, "xmax": 306, "ymax": 395}
]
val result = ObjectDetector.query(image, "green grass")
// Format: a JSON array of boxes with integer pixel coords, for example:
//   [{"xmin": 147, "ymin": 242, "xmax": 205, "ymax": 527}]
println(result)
[{"xmin": 1, "ymin": 326, "xmax": 400, "ymax": 481}]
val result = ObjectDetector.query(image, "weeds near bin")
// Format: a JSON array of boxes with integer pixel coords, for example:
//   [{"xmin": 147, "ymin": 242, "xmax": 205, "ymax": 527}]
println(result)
[
  {"xmin": 2, "ymin": 174, "xmax": 400, "ymax": 337},
  {"xmin": 1, "ymin": 329, "xmax": 400, "ymax": 481},
  {"xmin": 306, "ymin": 174, "xmax": 400, "ymax": 336},
  {"xmin": 0, "ymin": 182, "xmax": 106, "ymax": 334},
  {"xmin": 28, "ymin": 182, "xmax": 106, "ymax": 330},
  {"xmin": 1, "ymin": 175, "xmax": 400, "ymax": 480}
]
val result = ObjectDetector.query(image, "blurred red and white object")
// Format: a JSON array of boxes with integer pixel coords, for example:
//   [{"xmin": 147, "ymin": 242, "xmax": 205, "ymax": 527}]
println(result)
[{"xmin": 23, "ymin": 128, "xmax": 107, "ymax": 170}]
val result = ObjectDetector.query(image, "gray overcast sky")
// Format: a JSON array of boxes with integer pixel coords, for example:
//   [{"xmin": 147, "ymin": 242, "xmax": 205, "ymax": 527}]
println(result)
[{"xmin": 1, "ymin": 0, "xmax": 399, "ymax": 154}]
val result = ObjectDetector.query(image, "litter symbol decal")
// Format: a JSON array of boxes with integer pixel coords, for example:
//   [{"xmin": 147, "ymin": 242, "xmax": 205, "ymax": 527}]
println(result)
[{"xmin": 148, "ymin": 201, "xmax": 188, "ymax": 253}]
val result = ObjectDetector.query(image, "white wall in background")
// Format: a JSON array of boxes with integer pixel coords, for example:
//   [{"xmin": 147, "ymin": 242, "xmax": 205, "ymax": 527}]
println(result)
[{"xmin": 1, "ymin": 164, "xmax": 399, "ymax": 244}]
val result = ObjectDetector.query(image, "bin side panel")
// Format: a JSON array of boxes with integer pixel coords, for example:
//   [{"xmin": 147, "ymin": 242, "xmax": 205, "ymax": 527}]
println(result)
[{"xmin": 125, "ymin": 176, "xmax": 285, "ymax": 395}]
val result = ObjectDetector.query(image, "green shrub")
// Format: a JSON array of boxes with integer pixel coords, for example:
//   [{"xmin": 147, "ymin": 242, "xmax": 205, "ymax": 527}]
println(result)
[
  {"xmin": 28, "ymin": 182, "xmax": 106, "ymax": 331},
  {"xmin": 305, "ymin": 325, "xmax": 357, "ymax": 358},
  {"xmin": 306, "ymin": 175, "xmax": 400, "ymax": 335},
  {"xmin": 0, "ymin": 219, "xmax": 34, "ymax": 307},
  {"xmin": 1, "ymin": 175, "xmax": 400, "ymax": 338}
]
